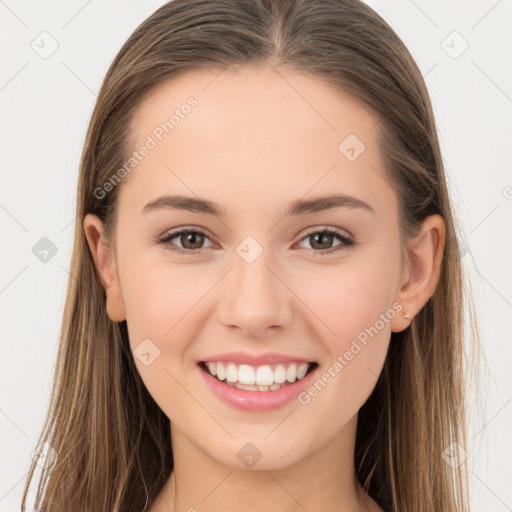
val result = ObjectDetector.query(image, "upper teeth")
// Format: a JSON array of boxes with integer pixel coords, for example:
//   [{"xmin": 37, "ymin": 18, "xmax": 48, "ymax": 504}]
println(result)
[{"xmin": 205, "ymin": 361, "xmax": 310, "ymax": 386}]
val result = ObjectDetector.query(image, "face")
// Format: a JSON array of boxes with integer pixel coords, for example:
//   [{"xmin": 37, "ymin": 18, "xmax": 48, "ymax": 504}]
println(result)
[{"xmin": 89, "ymin": 65, "xmax": 412, "ymax": 470}]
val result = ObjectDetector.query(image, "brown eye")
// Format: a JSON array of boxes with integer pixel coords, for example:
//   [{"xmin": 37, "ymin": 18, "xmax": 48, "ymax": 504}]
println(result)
[
  {"xmin": 297, "ymin": 227, "xmax": 355, "ymax": 255},
  {"xmin": 308, "ymin": 232, "xmax": 336, "ymax": 250},
  {"xmin": 157, "ymin": 228, "xmax": 214, "ymax": 255},
  {"xmin": 179, "ymin": 231, "xmax": 206, "ymax": 250},
  {"xmin": 156, "ymin": 226, "xmax": 355, "ymax": 257}
]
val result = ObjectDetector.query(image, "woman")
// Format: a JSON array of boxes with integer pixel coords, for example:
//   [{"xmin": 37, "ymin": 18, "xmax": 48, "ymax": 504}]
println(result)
[{"xmin": 22, "ymin": 0, "xmax": 476, "ymax": 510}]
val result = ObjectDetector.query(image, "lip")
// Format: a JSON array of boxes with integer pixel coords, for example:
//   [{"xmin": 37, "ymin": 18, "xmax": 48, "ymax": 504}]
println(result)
[
  {"xmin": 200, "ymin": 350, "xmax": 314, "ymax": 366},
  {"xmin": 198, "ymin": 359, "xmax": 319, "ymax": 411}
]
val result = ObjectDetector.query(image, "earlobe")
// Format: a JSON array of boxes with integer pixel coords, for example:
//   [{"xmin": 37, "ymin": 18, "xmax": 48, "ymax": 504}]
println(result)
[
  {"xmin": 83, "ymin": 213, "xmax": 127, "ymax": 323},
  {"xmin": 391, "ymin": 214, "xmax": 445, "ymax": 333}
]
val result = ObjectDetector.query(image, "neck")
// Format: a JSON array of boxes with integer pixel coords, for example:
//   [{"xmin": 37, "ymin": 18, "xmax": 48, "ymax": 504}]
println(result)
[{"xmin": 153, "ymin": 414, "xmax": 377, "ymax": 512}]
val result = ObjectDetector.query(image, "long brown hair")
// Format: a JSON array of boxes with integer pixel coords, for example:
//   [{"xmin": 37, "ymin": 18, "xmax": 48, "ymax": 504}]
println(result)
[{"xmin": 22, "ymin": 1, "xmax": 477, "ymax": 510}]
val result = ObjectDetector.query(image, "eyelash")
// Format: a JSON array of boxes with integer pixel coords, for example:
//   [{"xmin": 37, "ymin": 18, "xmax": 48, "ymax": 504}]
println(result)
[{"xmin": 156, "ymin": 226, "xmax": 355, "ymax": 257}]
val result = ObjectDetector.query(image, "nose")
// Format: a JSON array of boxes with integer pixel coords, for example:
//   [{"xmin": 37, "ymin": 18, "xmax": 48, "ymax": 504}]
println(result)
[{"xmin": 216, "ymin": 245, "xmax": 293, "ymax": 338}]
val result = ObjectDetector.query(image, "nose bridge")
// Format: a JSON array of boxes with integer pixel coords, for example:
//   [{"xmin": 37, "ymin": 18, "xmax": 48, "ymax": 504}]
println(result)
[{"xmin": 217, "ymin": 235, "xmax": 292, "ymax": 335}]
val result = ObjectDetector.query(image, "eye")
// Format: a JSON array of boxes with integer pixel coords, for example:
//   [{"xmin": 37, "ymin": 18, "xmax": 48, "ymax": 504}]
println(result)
[
  {"xmin": 296, "ymin": 226, "xmax": 355, "ymax": 255},
  {"xmin": 156, "ymin": 226, "xmax": 355, "ymax": 256},
  {"xmin": 156, "ymin": 227, "xmax": 215, "ymax": 255}
]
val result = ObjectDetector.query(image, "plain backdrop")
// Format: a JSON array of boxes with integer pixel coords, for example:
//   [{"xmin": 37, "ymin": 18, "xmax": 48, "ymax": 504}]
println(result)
[{"xmin": 1, "ymin": 1, "xmax": 511, "ymax": 510}]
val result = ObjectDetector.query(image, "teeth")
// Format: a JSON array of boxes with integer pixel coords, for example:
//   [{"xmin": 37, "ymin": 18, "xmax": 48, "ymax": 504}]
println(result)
[
  {"xmin": 204, "ymin": 361, "xmax": 311, "ymax": 388},
  {"xmin": 274, "ymin": 364, "xmax": 287, "ymax": 384},
  {"xmin": 238, "ymin": 364, "xmax": 255, "ymax": 385},
  {"xmin": 255, "ymin": 365, "xmax": 274, "ymax": 386},
  {"xmin": 226, "ymin": 363, "xmax": 238, "ymax": 383},
  {"xmin": 235, "ymin": 383, "xmax": 259, "ymax": 391},
  {"xmin": 216, "ymin": 362, "xmax": 226, "ymax": 381},
  {"xmin": 225, "ymin": 382, "xmax": 276, "ymax": 392},
  {"xmin": 207, "ymin": 362, "xmax": 217, "ymax": 376},
  {"xmin": 296, "ymin": 363, "xmax": 308, "ymax": 379},
  {"xmin": 286, "ymin": 364, "xmax": 297, "ymax": 382}
]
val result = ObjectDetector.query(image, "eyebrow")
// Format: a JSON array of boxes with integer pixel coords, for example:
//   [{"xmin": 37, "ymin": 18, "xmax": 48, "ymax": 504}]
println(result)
[{"xmin": 142, "ymin": 193, "xmax": 375, "ymax": 217}]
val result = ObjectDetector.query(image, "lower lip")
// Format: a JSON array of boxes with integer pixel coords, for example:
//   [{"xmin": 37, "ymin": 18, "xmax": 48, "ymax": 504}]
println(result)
[{"xmin": 198, "ymin": 363, "xmax": 318, "ymax": 411}]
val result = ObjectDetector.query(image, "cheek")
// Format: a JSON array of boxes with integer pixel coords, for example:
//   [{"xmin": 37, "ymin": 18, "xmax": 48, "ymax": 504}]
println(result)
[
  {"xmin": 298, "ymin": 256, "xmax": 398, "ymax": 342},
  {"xmin": 120, "ymin": 249, "xmax": 210, "ymax": 344},
  {"xmin": 121, "ymin": 259, "xmax": 210, "ymax": 417},
  {"xmin": 295, "ymin": 259, "xmax": 397, "ymax": 408},
  {"xmin": 118, "ymin": 250, "xmax": 209, "ymax": 392}
]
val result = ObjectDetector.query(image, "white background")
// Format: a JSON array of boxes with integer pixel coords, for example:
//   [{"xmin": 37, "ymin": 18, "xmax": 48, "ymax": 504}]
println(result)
[{"xmin": 1, "ymin": 1, "xmax": 511, "ymax": 510}]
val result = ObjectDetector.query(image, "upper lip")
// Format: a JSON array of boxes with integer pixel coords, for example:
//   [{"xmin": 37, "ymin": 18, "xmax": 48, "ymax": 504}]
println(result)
[{"xmin": 200, "ymin": 351, "xmax": 315, "ymax": 366}]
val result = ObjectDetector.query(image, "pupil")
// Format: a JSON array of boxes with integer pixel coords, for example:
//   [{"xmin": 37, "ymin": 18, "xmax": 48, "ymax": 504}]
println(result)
[
  {"xmin": 183, "ymin": 232, "xmax": 203, "ymax": 249},
  {"xmin": 313, "ymin": 233, "xmax": 332, "ymax": 249}
]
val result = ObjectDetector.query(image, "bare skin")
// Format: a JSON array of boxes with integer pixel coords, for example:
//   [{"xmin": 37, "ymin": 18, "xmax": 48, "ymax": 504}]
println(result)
[{"xmin": 84, "ymin": 64, "xmax": 445, "ymax": 512}]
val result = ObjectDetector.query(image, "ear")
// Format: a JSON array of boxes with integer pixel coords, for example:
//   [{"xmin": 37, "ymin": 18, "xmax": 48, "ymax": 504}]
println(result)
[
  {"xmin": 391, "ymin": 214, "xmax": 445, "ymax": 333},
  {"xmin": 83, "ymin": 213, "xmax": 126, "ymax": 323}
]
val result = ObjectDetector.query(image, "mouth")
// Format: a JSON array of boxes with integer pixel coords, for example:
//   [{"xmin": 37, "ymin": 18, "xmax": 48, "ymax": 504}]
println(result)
[{"xmin": 198, "ymin": 360, "xmax": 319, "ymax": 392}]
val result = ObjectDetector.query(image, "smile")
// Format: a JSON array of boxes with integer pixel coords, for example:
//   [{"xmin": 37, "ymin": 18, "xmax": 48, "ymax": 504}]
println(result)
[
  {"xmin": 201, "ymin": 361, "xmax": 314, "ymax": 391},
  {"xmin": 197, "ymin": 358, "xmax": 319, "ymax": 411}
]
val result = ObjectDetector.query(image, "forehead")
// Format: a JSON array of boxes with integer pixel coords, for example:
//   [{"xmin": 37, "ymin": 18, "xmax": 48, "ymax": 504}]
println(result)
[
  {"xmin": 121, "ymin": 64, "xmax": 396, "ymax": 220},
  {"xmin": 129, "ymin": 64, "xmax": 378, "ymax": 149}
]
